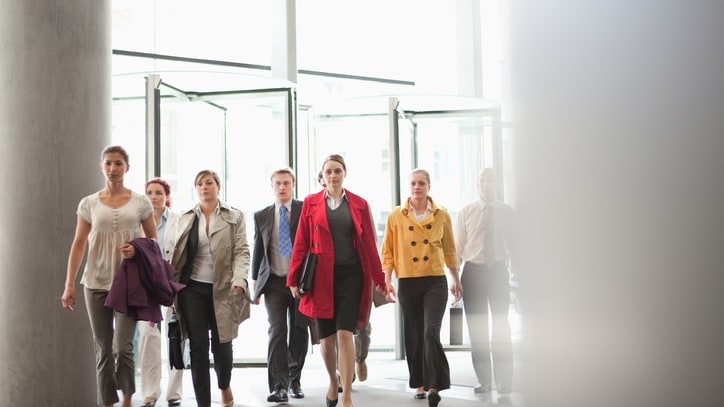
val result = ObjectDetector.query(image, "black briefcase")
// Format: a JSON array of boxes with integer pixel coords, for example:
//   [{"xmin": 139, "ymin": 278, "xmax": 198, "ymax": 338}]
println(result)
[{"xmin": 298, "ymin": 251, "xmax": 317, "ymax": 295}]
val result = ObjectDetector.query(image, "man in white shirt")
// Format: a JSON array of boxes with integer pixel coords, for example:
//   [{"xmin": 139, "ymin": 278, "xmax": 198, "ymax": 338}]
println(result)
[{"xmin": 454, "ymin": 168, "xmax": 515, "ymax": 396}]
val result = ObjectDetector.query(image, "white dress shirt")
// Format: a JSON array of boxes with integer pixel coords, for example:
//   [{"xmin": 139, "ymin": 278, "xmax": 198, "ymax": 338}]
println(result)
[{"xmin": 454, "ymin": 198, "xmax": 514, "ymax": 266}]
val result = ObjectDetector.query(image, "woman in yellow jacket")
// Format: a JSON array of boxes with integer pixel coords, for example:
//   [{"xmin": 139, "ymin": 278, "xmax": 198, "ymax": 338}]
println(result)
[{"xmin": 381, "ymin": 168, "xmax": 462, "ymax": 407}]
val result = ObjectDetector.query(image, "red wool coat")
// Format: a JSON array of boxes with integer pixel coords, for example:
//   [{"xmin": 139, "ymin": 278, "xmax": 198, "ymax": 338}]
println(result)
[{"xmin": 287, "ymin": 189, "xmax": 384, "ymax": 329}]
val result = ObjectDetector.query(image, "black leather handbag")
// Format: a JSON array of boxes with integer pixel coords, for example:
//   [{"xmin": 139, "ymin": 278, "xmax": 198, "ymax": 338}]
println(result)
[
  {"xmin": 298, "ymin": 251, "xmax": 317, "ymax": 295},
  {"xmin": 168, "ymin": 310, "xmax": 190, "ymax": 370}
]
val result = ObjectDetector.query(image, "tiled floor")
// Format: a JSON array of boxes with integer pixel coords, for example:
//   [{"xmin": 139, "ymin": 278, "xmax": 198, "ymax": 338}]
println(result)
[{"xmin": 131, "ymin": 350, "xmax": 524, "ymax": 407}]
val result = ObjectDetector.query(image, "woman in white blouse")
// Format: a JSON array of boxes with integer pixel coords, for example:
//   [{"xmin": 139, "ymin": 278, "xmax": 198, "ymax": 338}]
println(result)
[{"xmin": 61, "ymin": 145, "xmax": 157, "ymax": 407}]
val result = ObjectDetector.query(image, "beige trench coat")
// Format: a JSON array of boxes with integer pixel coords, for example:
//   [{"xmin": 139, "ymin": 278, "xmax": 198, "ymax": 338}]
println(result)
[{"xmin": 171, "ymin": 200, "xmax": 251, "ymax": 343}]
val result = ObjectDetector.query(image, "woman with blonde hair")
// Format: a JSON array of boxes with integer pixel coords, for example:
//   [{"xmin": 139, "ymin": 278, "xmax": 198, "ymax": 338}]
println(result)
[{"xmin": 381, "ymin": 168, "xmax": 462, "ymax": 407}]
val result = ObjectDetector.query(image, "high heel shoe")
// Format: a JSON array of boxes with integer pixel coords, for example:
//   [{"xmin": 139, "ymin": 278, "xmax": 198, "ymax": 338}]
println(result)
[{"xmin": 326, "ymin": 396, "xmax": 339, "ymax": 407}]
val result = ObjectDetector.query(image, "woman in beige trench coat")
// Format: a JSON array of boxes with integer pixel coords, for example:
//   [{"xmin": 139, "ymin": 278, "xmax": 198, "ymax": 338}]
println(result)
[{"xmin": 171, "ymin": 170, "xmax": 250, "ymax": 407}]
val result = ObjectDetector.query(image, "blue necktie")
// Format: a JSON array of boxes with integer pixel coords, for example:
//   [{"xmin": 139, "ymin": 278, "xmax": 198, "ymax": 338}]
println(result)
[{"xmin": 279, "ymin": 205, "xmax": 292, "ymax": 257}]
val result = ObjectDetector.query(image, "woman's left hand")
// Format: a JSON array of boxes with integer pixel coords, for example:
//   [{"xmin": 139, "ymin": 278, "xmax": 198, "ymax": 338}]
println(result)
[
  {"xmin": 119, "ymin": 243, "xmax": 135, "ymax": 259},
  {"xmin": 450, "ymin": 281, "xmax": 463, "ymax": 302},
  {"xmin": 380, "ymin": 283, "xmax": 397, "ymax": 303},
  {"xmin": 289, "ymin": 286, "xmax": 301, "ymax": 299}
]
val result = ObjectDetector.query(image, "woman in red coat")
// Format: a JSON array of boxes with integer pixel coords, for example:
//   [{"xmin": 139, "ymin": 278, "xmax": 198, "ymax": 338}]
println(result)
[{"xmin": 288, "ymin": 154, "xmax": 387, "ymax": 407}]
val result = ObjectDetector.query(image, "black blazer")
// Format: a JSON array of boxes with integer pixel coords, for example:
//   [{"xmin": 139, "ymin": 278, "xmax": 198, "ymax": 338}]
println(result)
[{"xmin": 251, "ymin": 199, "xmax": 302, "ymax": 302}]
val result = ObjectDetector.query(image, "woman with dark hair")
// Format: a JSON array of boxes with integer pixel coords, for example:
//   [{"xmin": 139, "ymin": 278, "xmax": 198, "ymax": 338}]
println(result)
[
  {"xmin": 62, "ymin": 145, "xmax": 157, "ymax": 407},
  {"xmin": 288, "ymin": 154, "xmax": 387, "ymax": 407},
  {"xmin": 171, "ymin": 170, "xmax": 250, "ymax": 407},
  {"xmin": 137, "ymin": 177, "xmax": 185, "ymax": 407}
]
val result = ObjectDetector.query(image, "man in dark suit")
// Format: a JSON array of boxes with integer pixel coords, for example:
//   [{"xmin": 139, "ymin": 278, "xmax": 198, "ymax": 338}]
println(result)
[{"xmin": 251, "ymin": 168, "xmax": 309, "ymax": 403}]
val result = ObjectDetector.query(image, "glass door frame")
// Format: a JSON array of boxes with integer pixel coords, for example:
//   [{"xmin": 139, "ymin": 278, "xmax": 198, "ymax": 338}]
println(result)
[{"xmin": 145, "ymin": 73, "xmax": 297, "ymax": 186}]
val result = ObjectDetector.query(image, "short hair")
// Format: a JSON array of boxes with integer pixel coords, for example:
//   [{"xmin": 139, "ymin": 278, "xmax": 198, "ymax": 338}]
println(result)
[
  {"xmin": 194, "ymin": 170, "xmax": 221, "ymax": 187},
  {"xmin": 270, "ymin": 167, "xmax": 296, "ymax": 183},
  {"xmin": 322, "ymin": 154, "xmax": 347, "ymax": 172},
  {"xmin": 480, "ymin": 167, "xmax": 496, "ymax": 177},
  {"xmin": 410, "ymin": 168, "xmax": 431, "ymax": 186},
  {"xmin": 145, "ymin": 177, "xmax": 172, "ymax": 207},
  {"xmin": 478, "ymin": 167, "xmax": 497, "ymax": 182},
  {"xmin": 100, "ymin": 145, "xmax": 129, "ymax": 165}
]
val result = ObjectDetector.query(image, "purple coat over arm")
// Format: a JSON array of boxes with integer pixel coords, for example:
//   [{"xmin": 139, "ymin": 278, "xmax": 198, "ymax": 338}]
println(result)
[{"xmin": 105, "ymin": 237, "xmax": 186, "ymax": 322}]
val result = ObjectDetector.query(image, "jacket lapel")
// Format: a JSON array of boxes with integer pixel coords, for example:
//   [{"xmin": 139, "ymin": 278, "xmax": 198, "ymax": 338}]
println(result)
[{"xmin": 260, "ymin": 205, "xmax": 274, "ymax": 245}]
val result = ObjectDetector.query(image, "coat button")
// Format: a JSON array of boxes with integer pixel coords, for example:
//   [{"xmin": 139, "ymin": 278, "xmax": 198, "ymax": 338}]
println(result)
[
  {"xmin": 412, "ymin": 257, "xmax": 419, "ymax": 262},
  {"xmin": 408, "ymin": 226, "xmax": 414, "ymax": 231},
  {"xmin": 423, "ymin": 239, "xmax": 429, "ymax": 244},
  {"xmin": 426, "ymin": 224, "xmax": 432, "ymax": 229},
  {"xmin": 423, "ymin": 256, "xmax": 429, "ymax": 261},
  {"xmin": 411, "ymin": 241, "xmax": 417, "ymax": 246}
]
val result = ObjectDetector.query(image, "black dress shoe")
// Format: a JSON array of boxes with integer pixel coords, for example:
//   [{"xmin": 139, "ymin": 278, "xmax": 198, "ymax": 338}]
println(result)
[
  {"xmin": 141, "ymin": 399, "xmax": 157, "ymax": 407},
  {"xmin": 289, "ymin": 383, "xmax": 305, "ymax": 399},
  {"xmin": 414, "ymin": 392, "xmax": 427, "ymax": 399},
  {"xmin": 427, "ymin": 390, "xmax": 441, "ymax": 407},
  {"xmin": 326, "ymin": 396, "xmax": 338, "ymax": 407},
  {"xmin": 167, "ymin": 400, "xmax": 181, "ymax": 407},
  {"xmin": 266, "ymin": 387, "xmax": 289, "ymax": 403}
]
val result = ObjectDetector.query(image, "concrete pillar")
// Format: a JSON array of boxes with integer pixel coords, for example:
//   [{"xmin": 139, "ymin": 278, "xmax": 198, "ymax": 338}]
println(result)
[
  {"xmin": 0, "ymin": 1, "xmax": 111, "ymax": 405},
  {"xmin": 510, "ymin": 1, "xmax": 724, "ymax": 406}
]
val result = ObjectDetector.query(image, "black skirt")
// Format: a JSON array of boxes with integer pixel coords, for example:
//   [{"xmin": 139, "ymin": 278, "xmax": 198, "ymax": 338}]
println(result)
[{"xmin": 315, "ymin": 263, "xmax": 363, "ymax": 339}]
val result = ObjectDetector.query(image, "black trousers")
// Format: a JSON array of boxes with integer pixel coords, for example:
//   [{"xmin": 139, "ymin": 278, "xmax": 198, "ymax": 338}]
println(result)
[
  {"xmin": 398, "ymin": 275, "xmax": 450, "ymax": 391},
  {"xmin": 263, "ymin": 274, "xmax": 309, "ymax": 392},
  {"xmin": 178, "ymin": 280, "xmax": 233, "ymax": 407},
  {"xmin": 461, "ymin": 261, "xmax": 513, "ymax": 389}
]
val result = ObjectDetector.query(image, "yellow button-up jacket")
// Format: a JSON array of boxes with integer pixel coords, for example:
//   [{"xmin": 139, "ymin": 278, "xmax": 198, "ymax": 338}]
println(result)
[{"xmin": 381, "ymin": 197, "xmax": 458, "ymax": 279}]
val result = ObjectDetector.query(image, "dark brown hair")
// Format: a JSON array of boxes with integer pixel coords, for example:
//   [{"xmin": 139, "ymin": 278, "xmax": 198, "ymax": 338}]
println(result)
[
  {"xmin": 322, "ymin": 154, "xmax": 347, "ymax": 172},
  {"xmin": 100, "ymin": 145, "xmax": 129, "ymax": 165}
]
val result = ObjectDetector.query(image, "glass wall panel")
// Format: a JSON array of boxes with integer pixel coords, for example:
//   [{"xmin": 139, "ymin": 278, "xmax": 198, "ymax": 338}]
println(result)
[
  {"xmin": 413, "ymin": 116, "xmax": 486, "ymax": 346},
  {"xmin": 414, "ymin": 114, "xmax": 521, "ymax": 348},
  {"xmin": 159, "ymin": 91, "xmax": 292, "ymax": 362},
  {"xmin": 309, "ymin": 110, "xmax": 398, "ymax": 352},
  {"xmin": 158, "ymin": 99, "xmax": 225, "ymax": 212},
  {"xmin": 113, "ymin": 73, "xmax": 294, "ymax": 362},
  {"xmin": 111, "ymin": 98, "xmax": 147, "ymax": 192},
  {"xmin": 112, "ymin": 0, "xmax": 272, "ymax": 67}
]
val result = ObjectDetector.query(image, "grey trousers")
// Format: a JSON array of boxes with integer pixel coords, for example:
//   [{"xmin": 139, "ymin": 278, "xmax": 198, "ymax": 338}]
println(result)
[{"xmin": 84, "ymin": 288, "xmax": 137, "ymax": 405}]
